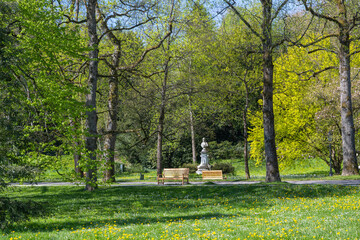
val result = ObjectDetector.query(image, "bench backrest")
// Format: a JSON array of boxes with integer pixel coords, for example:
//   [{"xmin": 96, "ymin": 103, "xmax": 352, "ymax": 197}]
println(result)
[
  {"xmin": 202, "ymin": 170, "xmax": 223, "ymax": 179},
  {"xmin": 163, "ymin": 168, "xmax": 189, "ymax": 178}
]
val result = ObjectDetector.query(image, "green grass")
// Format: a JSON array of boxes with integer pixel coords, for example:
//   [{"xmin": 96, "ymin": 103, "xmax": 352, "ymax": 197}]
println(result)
[
  {"xmin": 2, "ymin": 184, "xmax": 360, "ymax": 239},
  {"xmin": 36, "ymin": 157, "xmax": 360, "ymax": 183}
]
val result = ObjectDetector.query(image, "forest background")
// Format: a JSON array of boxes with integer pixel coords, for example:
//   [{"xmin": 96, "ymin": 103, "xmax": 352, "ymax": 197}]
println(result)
[{"xmin": 1, "ymin": 0, "xmax": 360, "ymax": 192}]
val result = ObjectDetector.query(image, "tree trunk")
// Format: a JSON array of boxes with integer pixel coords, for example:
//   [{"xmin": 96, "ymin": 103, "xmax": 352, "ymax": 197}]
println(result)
[
  {"xmin": 339, "ymin": 26, "xmax": 359, "ymax": 175},
  {"xmin": 189, "ymin": 101, "xmax": 196, "ymax": 165},
  {"xmin": 261, "ymin": 0, "xmax": 281, "ymax": 182},
  {"xmin": 333, "ymin": 154, "xmax": 342, "ymax": 175},
  {"xmin": 70, "ymin": 119, "xmax": 84, "ymax": 177},
  {"xmin": 103, "ymin": 47, "xmax": 120, "ymax": 182},
  {"xmin": 188, "ymin": 77, "xmax": 197, "ymax": 165},
  {"xmin": 156, "ymin": 100, "xmax": 165, "ymax": 176},
  {"xmin": 243, "ymin": 82, "xmax": 250, "ymax": 179},
  {"xmin": 85, "ymin": 0, "xmax": 99, "ymax": 191},
  {"xmin": 156, "ymin": 58, "xmax": 170, "ymax": 176},
  {"xmin": 74, "ymin": 138, "xmax": 84, "ymax": 178}
]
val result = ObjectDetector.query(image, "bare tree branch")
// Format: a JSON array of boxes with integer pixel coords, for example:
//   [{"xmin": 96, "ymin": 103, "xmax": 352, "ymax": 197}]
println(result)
[
  {"xmin": 98, "ymin": 17, "xmax": 154, "ymax": 42},
  {"xmin": 272, "ymin": 0, "xmax": 288, "ymax": 23},
  {"xmin": 286, "ymin": 66, "xmax": 338, "ymax": 81},
  {"xmin": 223, "ymin": 0, "xmax": 263, "ymax": 40},
  {"xmin": 62, "ymin": 14, "xmax": 87, "ymax": 24},
  {"xmin": 301, "ymin": 0, "xmax": 341, "ymax": 25}
]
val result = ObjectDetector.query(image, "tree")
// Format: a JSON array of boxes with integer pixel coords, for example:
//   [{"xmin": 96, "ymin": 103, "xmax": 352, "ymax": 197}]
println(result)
[
  {"xmin": 95, "ymin": 0, "xmax": 174, "ymax": 182},
  {"xmin": 0, "ymin": 0, "xmax": 83, "ymax": 226},
  {"xmin": 84, "ymin": 0, "xmax": 99, "ymax": 191},
  {"xmin": 223, "ymin": 0, "xmax": 290, "ymax": 182},
  {"xmin": 211, "ymin": 9, "xmax": 263, "ymax": 179},
  {"xmin": 181, "ymin": 1, "xmax": 217, "ymax": 165},
  {"xmin": 300, "ymin": 0, "xmax": 360, "ymax": 175}
]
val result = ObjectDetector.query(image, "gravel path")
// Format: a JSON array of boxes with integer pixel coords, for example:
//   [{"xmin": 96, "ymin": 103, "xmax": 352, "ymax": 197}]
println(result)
[{"xmin": 9, "ymin": 180, "xmax": 360, "ymax": 186}]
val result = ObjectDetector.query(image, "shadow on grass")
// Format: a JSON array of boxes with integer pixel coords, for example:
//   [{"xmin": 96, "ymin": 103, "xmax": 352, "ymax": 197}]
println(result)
[
  {"xmin": 4, "ymin": 184, "xmax": 358, "ymax": 234},
  {"xmin": 12, "ymin": 212, "xmax": 239, "ymax": 234}
]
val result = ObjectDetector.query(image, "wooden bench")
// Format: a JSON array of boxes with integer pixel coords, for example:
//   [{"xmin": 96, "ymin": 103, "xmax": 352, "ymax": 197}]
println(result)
[
  {"xmin": 157, "ymin": 168, "xmax": 189, "ymax": 185},
  {"xmin": 202, "ymin": 170, "xmax": 226, "ymax": 180}
]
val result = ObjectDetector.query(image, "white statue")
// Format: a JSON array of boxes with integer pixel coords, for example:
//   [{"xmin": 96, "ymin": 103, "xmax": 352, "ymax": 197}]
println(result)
[
  {"xmin": 196, "ymin": 137, "xmax": 211, "ymax": 174},
  {"xmin": 201, "ymin": 137, "xmax": 209, "ymax": 153}
]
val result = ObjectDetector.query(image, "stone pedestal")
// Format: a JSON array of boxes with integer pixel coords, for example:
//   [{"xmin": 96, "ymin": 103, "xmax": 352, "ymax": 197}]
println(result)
[{"xmin": 196, "ymin": 138, "xmax": 211, "ymax": 174}]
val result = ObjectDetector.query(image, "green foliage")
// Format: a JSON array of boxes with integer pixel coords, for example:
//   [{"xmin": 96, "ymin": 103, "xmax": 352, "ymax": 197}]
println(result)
[
  {"xmin": 126, "ymin": 163, "xmax": 146, "ymax": 174},
  {"xmin": 211, "ymin": 162, "xmax": 235, "ymax": 174},
  {"xmin": 182, "ymin": 163, "xmax": 197, "ymax": 173},
  {"xmin": 209, "ymin": 141, "xmax": 243, "ymax": 160},
  {"xmin": 0, "ymin": 197, "xmax": 47, "ymax": 229},
  {"xmin": 248, "ymin": 37, "xmax": 351, "ymax": 172}
]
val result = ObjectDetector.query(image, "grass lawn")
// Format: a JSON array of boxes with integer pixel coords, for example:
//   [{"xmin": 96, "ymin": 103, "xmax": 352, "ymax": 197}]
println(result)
[
  {"xmin": 36, "ymin": 157, "xmax": 360, "ymax": 183},
  {"xmin": 2, "ymin": 184, "xmax": 360, "ymax": 239}
]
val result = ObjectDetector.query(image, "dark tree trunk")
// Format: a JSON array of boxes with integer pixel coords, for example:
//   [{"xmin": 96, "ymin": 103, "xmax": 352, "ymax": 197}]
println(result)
[
  {"xmin": 261, "ymin": 0, "xmax": 281, "ymax": 182},
  {"xmin": 156, "ymin": 113, "xmax": 164, "ymax": 175},
  {"xmin": 156, "ymin": 58, "xmax": 170, "ymax": 176},
  {"xmin": 338, "ymin": 16, "xmax": 358, "ymax": 175},
  {"xmin": 85, "ymin": 0, "xmax": 99, "ymax": 191},
  {"xmin": 103, "ymin": 47, "xmax": 120, "ymax": 182},
  {"xmin": 333, "ymin": 153, "xmax": 342, "ymax": 175},
  {"xmin": 95, "ymin": 6, "xmax": 122, "ymax": 182},
  {"xmin": 74, "ymin": 139, "xmax": 84, "ymax": 178},
  {"xmin": 70, "ymin": 119, "xmax": 84, "ymax": 177}
]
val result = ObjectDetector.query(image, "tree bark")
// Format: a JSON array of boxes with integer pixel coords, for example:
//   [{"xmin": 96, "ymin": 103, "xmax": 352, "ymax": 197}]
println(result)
[
  {"xmin": 188, "ymin": 75, "xmax": 196, "ymax": 165},
  {"xmin": 103, "ymin": 47, "xmax": 121, "ymax": 182},
  {"xmin": 96, "ymin": 7, "xmax": 122, "ymax": 183},
  {"xmin": 338, "ymin": 11, "xmax": 359, "ymax": 175},
  {"xmin": 189, "ymin": 99, "xmax": 197, "ymax": 165},
  {"xmin": 74, "ymin": 137, "xmax": 84, "ymax": 178},
  {"xmin": 243, "ymin": 81, "xmax": 250, "ymax": 179},
  {"xmin": 261, "ymin": 0, "xmax": 281, "ymax": 182},
  {"xmin": 156, "ymin": 58, "xmax": 170, "ymax": 176},
  {"xmin": 85, "ymin": 0, "xmax": 99, "ymax": 191}
]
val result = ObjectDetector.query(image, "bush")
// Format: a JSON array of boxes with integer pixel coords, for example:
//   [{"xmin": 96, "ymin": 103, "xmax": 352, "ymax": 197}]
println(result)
[
  {"xmin": 0, "ymin": 197, "xmax": 47, "ymax": 229},
  {"xmin": 126, "ymin": 163, "xmax": 147, "ymax": 173},
  {"xmin": 182, "ymin": 163, "xmax": 198, "ymax": 173},
  {"xmin": 209, "ymin": 141, "xmax": 243, "ymax": 160},
  {"xmin": 211, "ymin": 162, "xmax": 235, "ymax": 174}
]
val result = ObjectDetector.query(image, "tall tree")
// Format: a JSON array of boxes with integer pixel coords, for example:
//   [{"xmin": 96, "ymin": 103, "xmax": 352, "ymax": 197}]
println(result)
[
  {"xmin": 85, "ymin": 0, "xmax": 99, "ymax": 191},
  {"xmin": 223, "ymin": 0, "xmax": 289, "ymax": 182},
  {"xmin": 301, "ymin": 0, "xmax": 360, "ymax": 175},
  {"xmin": 96, "ymin": 0, "xmax": 174, "ymax": 182}
]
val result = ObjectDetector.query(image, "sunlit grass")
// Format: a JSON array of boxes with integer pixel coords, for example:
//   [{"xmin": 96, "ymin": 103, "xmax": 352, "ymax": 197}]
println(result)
[
  {"xmin": 37, "ymin": 157, "xmax": 360, "ymax": 183},
  {"xmin": 2, "ymin": 184, "xmax": 360, "ymax": 239}
]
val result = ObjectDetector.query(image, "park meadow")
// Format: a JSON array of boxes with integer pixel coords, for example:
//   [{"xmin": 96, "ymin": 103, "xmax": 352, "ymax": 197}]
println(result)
[
  {"xmin": 3, "ymin": 183, "xmax": 360, "ymax": 240},
  {"xmin": 3, "ymin": 159, "xmax": 360, "ymax": 240}
]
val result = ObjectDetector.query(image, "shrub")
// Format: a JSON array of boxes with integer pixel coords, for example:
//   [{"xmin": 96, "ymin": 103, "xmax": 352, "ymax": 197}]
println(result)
[
  {"xmin": 0, "ymin": 197, "xmax": 47, "ymax": 229},
  {"xmin": 126, "ymin": 163, "xmax": 148, "ymax": 173},
  {"xmin": 211, "ymin": 162, "xmax": 235, "ymax": 174},
  {"xmin": 182, "ymin": 163, "xmax": 198, "ymax": 173},
  {"xmin": 209, "ymin": 141, "xmax": 243, "ymax": 160}
]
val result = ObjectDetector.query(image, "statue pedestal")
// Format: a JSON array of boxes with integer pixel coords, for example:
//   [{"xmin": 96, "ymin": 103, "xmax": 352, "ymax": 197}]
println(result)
[{"xmin": 196, "ymin": 150, "xmax": 211, "ymax": 174}]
